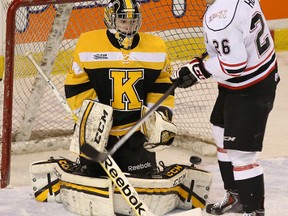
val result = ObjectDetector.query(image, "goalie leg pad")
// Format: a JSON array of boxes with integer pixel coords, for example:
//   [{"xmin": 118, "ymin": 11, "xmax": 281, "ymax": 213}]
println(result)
[
  {"xmin": 113, "ymin": 167, "xmax": 188, "ymax": 216},
  {"xmin": 31, "ymin": 158, "xmax": 115, "ymax": 215},
  {"xmin": 30, "ymin": 158, "xmax": 211, "ymax": 215},
  {"xmin": 70, "ymin": 99, "xmax": 113, "ymax": 154},
  {"xmin": 30, "ymin": 159, "xmax": 62, "ymax": 203},
  {"xmin": 177, "ymin": 167, "xmax": 213, "ymax": 209},
  {"xmin": 113, "ymin": 163, "xmax": 212, "ymax": 215},
  {"xmin": 59, "ymin": 171, "xmax": 115, "ymax": 216}
]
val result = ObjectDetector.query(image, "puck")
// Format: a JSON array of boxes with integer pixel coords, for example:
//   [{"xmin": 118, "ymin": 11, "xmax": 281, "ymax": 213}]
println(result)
[{"xmin": 189, "ymin": 156, "xmax": 202, "ymax": 165}]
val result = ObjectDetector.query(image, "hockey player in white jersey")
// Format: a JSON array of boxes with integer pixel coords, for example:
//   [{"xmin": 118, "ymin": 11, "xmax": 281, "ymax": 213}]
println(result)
[{"xmin": 171, "ymin": 0, "xmax": 280, "ymax": 215}]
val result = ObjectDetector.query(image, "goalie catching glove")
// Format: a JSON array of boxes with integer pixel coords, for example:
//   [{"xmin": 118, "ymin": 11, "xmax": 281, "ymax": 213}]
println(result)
[
  {"xmin": 170, "ymin": 57, "xmax": 211, "ymax": 88},
  {"xmin": 141, "ymin": 106, "xmax": 177, "ymax": 152}
]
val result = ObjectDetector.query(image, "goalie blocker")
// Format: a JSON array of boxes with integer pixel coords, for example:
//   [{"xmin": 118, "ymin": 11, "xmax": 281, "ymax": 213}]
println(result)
[
  {"xmin": 70, "ymin": 99, "xmax": 113, "ymax": 155},
  {"xmin": 30, "ymin": 157, "xmax": 212, "ymax": 216}
]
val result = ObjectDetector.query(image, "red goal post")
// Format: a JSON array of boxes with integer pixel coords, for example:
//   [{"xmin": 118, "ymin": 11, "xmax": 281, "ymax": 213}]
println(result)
[{"xmin": 1, "ymin": 0, "xmax": 217, "ymax": 188}]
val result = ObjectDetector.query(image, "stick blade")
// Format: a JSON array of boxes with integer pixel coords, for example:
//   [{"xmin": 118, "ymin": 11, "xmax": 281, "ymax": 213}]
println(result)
[{"xmin": 80, "ymin": 143, "xmax": 109, "ymax": 163}]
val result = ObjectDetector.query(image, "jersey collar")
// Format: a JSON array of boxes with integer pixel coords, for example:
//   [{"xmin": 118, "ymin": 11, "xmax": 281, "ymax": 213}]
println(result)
[{"xmin": 106, "ymin": 30, "xmax": 140, "ymax": 50}]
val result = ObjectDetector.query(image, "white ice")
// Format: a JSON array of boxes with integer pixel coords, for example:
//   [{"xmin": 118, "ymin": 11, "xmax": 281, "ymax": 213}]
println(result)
[{"xmin": 0, "ymin": 51, "xmax": 287, "ymax": 215}]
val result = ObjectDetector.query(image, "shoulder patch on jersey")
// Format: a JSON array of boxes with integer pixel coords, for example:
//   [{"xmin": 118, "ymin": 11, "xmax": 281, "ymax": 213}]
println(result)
[{"xmin": 204, "ymin": 0, "xmax": 240, "ymax": 31}]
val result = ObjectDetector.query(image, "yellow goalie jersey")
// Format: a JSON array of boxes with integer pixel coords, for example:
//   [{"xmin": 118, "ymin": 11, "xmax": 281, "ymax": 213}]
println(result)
[{"xmin": 65, "ymin": 29, "xmax": 174, "ymax": 136}]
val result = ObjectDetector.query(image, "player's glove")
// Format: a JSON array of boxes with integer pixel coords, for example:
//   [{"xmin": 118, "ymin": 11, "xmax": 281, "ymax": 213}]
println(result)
[
  {"xmin": 141, "ymin": 106, "xmax": 177, "ymax": 152},
  {"xmin": 170, "ymin": 57, "xmax": 211, "ymax": 88}
]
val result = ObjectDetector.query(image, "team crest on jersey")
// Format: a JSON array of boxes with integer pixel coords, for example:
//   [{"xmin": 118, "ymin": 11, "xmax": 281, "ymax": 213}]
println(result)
[
  {"xmin": 109, "ymin": 69, "xmax": 144, "ymax": 110},
  {"xmin": 209, "ymin": 10, "xmax": 227, "ymax": 22}
]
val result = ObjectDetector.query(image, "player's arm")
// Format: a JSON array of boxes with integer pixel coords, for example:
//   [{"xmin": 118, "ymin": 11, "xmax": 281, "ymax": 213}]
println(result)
[
  {"xmin": 64, "ymin": 36, "xmax": 97, "ymax": 114},
  {"xmin": 204, "ymin": 33, "xmax": 248, "ymax": 80},
  {"xmin": 146, "ymin": 40, "xmax": 174, "ymax": 110},
  {"xmin": 202, "ymin": 11, "xmax": 249, "ymax": 82},
  {"xmin": 171, "ymin": 13, "xmax": 249, "ymax": 88},
  {"xmin": 143, "ymin": 54, "xmax": 176, "ymax": 152}
]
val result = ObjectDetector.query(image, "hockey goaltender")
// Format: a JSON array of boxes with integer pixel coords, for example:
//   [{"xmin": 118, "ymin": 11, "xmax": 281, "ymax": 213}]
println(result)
[{"xmin": 29, "ymin": 0, "xmax": 213, "ymax": 215}]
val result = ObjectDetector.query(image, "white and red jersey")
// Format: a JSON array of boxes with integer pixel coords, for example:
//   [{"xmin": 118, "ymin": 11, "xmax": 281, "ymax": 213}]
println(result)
[{"xmin": 203, "ymin": 0, "xmax": 277, "ymax": 90}]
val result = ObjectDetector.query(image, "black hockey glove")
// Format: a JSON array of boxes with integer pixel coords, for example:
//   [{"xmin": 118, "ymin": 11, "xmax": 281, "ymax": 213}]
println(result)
[{"xmin": 170, "ymin": 57, "xmax": 211, "ymax": 88}]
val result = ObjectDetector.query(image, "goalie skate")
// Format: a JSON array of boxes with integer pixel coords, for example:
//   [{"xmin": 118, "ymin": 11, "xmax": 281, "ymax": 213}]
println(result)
[{"xmin": 206, "ymin": 190, "xmax": 244, "ymax": 215}]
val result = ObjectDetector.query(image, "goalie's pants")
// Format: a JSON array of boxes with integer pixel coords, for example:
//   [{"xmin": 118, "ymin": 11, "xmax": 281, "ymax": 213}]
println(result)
[
  {"xmin": 210, "ymin": 69, "xmax": 279, "ymax": 152},
  {"xmin": 81, "ymin": 130, "xmax": 156, "ymax": 177}
]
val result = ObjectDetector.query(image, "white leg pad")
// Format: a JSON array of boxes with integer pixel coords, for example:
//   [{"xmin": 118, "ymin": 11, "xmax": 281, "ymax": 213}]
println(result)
[
  {"xmin": 30, "ymin": 159, "xmax": 212, "ymax": 216},
  {"xmin": 30, "ymin": 160, "xmax": 62, "ymax": 203},
  {"xmin": 30, "ymin": 159, "xmax": 115, "ymax": 216},
  {"xmin": 114, "ymin": 167, "xmax": 188, "ymax": 215},
  {"xmin": 114, "ymin": 165, "xmax": 212, "ymax": 215},
  {"xmin": 178, "ymin": 167, "xmax": 212, "ymax": 210},
  {"xmin": 59, "ymin": 171, "xmax": 114, "ymax": 216}
]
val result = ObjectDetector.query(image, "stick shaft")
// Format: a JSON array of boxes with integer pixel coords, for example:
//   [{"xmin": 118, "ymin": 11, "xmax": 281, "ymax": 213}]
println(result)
[{"xmin": 26, "ymin": 52, "xmax": 78, "ymax": 122}]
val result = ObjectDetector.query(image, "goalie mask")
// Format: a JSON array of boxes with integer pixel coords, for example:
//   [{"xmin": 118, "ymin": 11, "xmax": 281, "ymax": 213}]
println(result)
[{"xmin": 104, "ymin": 0, "xmax": 142, "ymax": 50}]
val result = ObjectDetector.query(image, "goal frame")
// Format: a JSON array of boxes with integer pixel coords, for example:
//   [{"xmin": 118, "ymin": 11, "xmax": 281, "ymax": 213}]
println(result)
[{"xmin": 1, "ymin": 0, "xmax": 215, "ymax": 188}]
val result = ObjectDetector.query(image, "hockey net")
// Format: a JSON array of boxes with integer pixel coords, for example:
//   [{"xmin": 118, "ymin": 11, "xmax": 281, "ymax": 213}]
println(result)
[{"xmin": 1, "ymin": 0, "xmax": 217, "ymax": 188}]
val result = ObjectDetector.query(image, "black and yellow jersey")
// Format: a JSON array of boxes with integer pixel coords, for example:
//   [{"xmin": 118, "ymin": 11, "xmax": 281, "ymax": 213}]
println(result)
[{"xmin": 65, "ymin": 29, "xmax": 174, "ymax": 136}]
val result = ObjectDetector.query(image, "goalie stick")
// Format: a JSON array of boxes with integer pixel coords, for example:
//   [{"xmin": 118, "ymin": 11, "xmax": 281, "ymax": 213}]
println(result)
[
  {"xmin": 25, "ymin": 52, "xmax": 78, "ymax": 123},
  {"xmin": 25, "ymin": 52, "xmax": 155, "ymax": 216},
  {"xmin": 81, "ymin": 51, "xmax": 209, "ymax": 163}
]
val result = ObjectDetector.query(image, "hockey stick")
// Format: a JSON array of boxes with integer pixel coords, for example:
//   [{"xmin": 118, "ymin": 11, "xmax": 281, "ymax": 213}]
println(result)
[
  {"xmin": 25, "ymin": 52, "xmax": 155, "ymax": 216},
  {"xmin": 25, "ymin": 52, "xmax": 78, "ymax": 122},
  {"xmin": 81, "ymin": 51, "xmax": 209, "ymax": 162},
  {"xmin": 16, "ymin": 4, "xmax": 74, "ymax": 142}
]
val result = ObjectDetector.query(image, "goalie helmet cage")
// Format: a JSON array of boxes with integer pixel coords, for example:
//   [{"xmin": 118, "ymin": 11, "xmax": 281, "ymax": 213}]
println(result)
[{"xmin": 1, "ymin": 0, "xmax": 217, "ymax": 188}]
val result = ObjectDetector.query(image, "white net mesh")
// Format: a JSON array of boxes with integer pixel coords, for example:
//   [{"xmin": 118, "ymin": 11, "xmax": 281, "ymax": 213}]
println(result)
[
  {"xmin": 8, "ymin": 0, "xmax": 216, "ymax": 141},
  {"xmin": 1, "ymin": 0, "xmax": 218, "ymax": 186}
]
